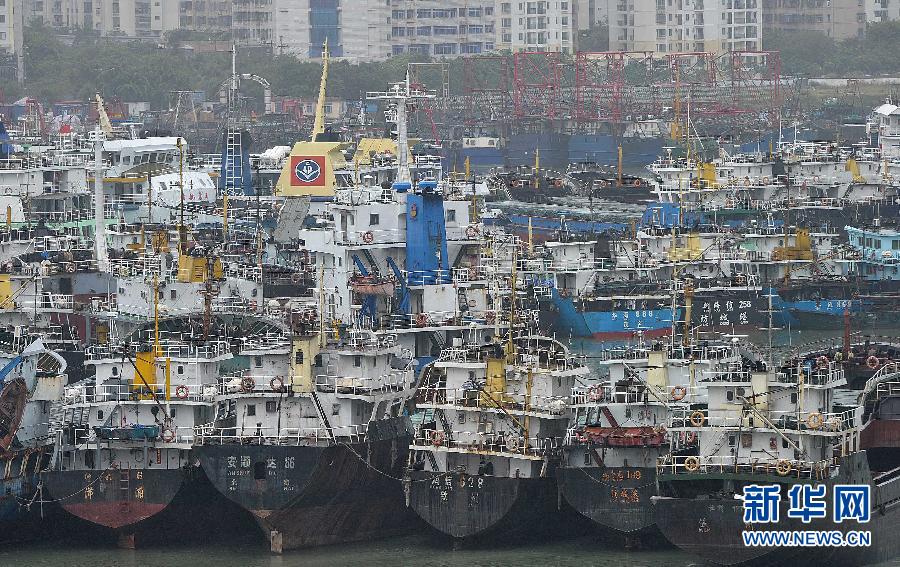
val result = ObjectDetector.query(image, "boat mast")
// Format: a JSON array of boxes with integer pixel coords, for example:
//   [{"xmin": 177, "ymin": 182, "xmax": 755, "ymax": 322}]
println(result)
[{"xmin": 93, "ymin": 124, "xmax": 107, "ymax": 271}]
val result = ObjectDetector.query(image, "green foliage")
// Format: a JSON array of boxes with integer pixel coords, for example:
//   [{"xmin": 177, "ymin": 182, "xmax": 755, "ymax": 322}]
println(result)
[
  {"xmin": 766, "ymin": 21, "xmax": 900, "ymax": 77},
  {"xmin": 578, "ymin": 25, "xmax": 610, "ymax": 53},
  {"xmin": 21, "ymin": 24, "xmax": 433, "ymax": 108}
]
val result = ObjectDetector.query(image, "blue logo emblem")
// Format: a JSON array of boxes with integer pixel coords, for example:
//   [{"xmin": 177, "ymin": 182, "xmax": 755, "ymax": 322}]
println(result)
[{"xmin": 295, "ymin": 159, "xmax": 321, "ymax": 183}]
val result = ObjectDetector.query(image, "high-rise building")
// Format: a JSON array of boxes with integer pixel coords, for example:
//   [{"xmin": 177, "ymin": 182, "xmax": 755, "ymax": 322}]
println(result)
[
  {"xmin": 609, "ymin": 0, "xmax": 760, "ymax": 54},
  {"xmin": 761, "ymin": 0, "xmax": 865, "ymax": 39},
  {"xmin": 866, "ymin": 0, "xmax": 900, "ymax": 23},
  {"xmin": 273, "ymin": 0, "xmax": 391, "ymax": 61},
  {"xmin": 495, "ymin": 0, "xmax": 576, "ymax": 53}
]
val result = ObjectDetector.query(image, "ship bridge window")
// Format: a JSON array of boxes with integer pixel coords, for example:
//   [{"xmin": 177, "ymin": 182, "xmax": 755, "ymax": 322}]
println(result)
[
  {"xmin": 123, "ymin": 156, "xmax": 131, "ymax": 165},
  {"xmin": 111, "ymin": 366, "xmax": 118, "ymax": 376},
  {"xmin": 266, "ymin": 401, "xmax": 277, "ymax": 413},
  {"xmin": 170, "ymin": 289, "xmax": 177, "ymax": 300},
  {"xmin": 295, "ymin": 350, "xmax": 304, "ymax": 364},
  {"xmin": 97, "ymin": 410, "xmax": 103, "ymax": 420},
  {"xmin": 177, "ymin": 365, "xmax": 184, "ymax": 374},
  {"xmin": 246, "ymin": 404, "xmax": 256, "ymax": 416},
  {"xmin": 893, "ymin": 240, "xmax": 900, "ymax": 250},
  {"xmin": 875, "ymin": 240, "xmax": 882, "ymax": 249},
  {"xmin": 251, "ymin": 288, "xmax": 258, "ymax": 297},
  {"xmin": 354, "ymin": 356, "xmax": 361, "ymax": 367},
  {"xmin": 370, "ymin": 213, "xmax": 380, "ymax": 225},
  {"xmin": 457, "ymin": 412, "xmax": 465, "ymax": 424},
  {"xmin": 584, "ymin": 451, "xmax": 591, "ymax": 466},
  {"xmin": 446, "ymin": 209, "xmax": 456, "ymax": 222},
  {"xmin": 332, "ymin": 404, "xmax": 340, "ymax": 416},
  {"xmin": 728, "ymin": 435, "xmax": 736, "ymax": 446}
]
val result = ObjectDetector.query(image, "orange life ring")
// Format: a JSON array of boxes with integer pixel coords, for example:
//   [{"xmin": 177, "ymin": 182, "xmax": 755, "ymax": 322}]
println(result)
[
  {"xmin": 416, "ymin": 313, "xmax": 429, "ymax": 327},
  {"xmin": 816, "ymin": 355, "xmax": 829, "ymax": 369},
  {"xmin": 175, "ymin": 385, "xmax": 189, "ymax": 400},
  {"xmin": 161, "ymin": 428, "xmax": 176, "ymax": 443},
  {"xmin": 690, "ymin": 410, "xmax": 706, "ymax": 427},
  {"xmin": 270, "ymin": 376, "xmax": 285, "ymax": 392},
  {"xmin": 671, "ymin": 385, "xmax": 687, "ymax": 401},
  {"xmin": 511, "ymin": 179, "xmax": 521, "ymax": 187},
  {"xmin": 632, "ymin": 178, "xmax": 641, "ymax": 187},
  {"xmin": 362, "ymin": 231, "xmax": 374, "ymax": 244},
  {"xmin": 431, "ymin": 430, "xmax": 445, "ymax": 447},
  {"xmin": 241, "ymin": 376, "xmax": 256, "ymax": 392},
  {"xmin": 867, "ymin": 355, "xmax": 880, "ymax": 370}
]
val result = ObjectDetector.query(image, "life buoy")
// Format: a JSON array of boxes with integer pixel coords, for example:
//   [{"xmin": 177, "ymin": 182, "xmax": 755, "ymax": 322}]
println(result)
[
  {"xmin": 270, "ymin": 376, "xmax": 285, "ymax": 392},
  {"xmin": 362, "ymin": 231, "xmax": 374, "ymax": 244},
  {"xmin": 505, "ymin": 435, "xmax": 520, "ymax": 452},
  {"xmin": 769, "ymin": 437, "xmax": 777, "ymax": 450},
  {"xmin": 834, "ymin": 351, "xmax": 844, "ymax": 362},
  {"xmin": 762, "ymin": 176, "xmax": 770, "ymax": 184},
  {"xmin": 813, "ymin": 175, "xmax": 820, "ymax": 183},
  {"xmin": 175, "ymin": 385, "xmax": 189, "ymax": 400},
  {"xmin": 776, "ymin": 459, "xmax": 792, "ymax": 476},
  {"xmin": 867, "ymin": 355, "xmax": 880, "ymax": 370},
  {"xmin": 161, "ymin": 428, "xmax": 176, "ymax": 443},
  {"xmin": 671, "ymin": 385, "xmax": 688, "ymax": 401},
  {"xmin": 684, "ymin": 456, "xmax": 700, "ymax": 472},
  {"xmin": 598, "ymin": 179, "xmax": 608, "ymax": 187},
  {"xmin": 554, "ymin": 179, "xmax": 563, "ymax": 188},
  {"xmin": 632, "ymin": 179, "xmax": 641, "ymax": 187},
  {"xmin": 241, "ymin": 376, "xmax": 256, "ymax": 392},
  {"xmin": 485, "ymin": 311, "xmax": 496, "ymax": 324},
  {"xmin": 465, "ymin": 225, "xmax": 479, "ymax": 238},
  {"xmin": 66, "ymin": 263, "xmax": 76, "ymax": 273},
  {"xmin": 431, "ymin": 430, "xmax": 445, "ymax": 447},
  {"xmin": 690, "ymin": 410, "xmax": 706, "ymax": 427},
  {"xmin": 806, "ymin": 411, "xmax": 824, "ymax": 430},
  {"xmin": 415, "ymin": 313, "xmax": 429, "ymax": 327},
  {"xmin": 291, "ymin": 272, "xmax": 302, "ymax": 284},
  {"xmin": 588, "ymin": 385, "xmax": 604, "ymax": 402},
  {"xmin": 735, "ymin": 274, "xmax": 747, "ymax": 285},
  {"xmin": 511, "ymin": 179, "xmax": 521, "ymax": 188},
  {"xmin": 816, "ymin": 355, "xmax": 829, "ymax": 369}
]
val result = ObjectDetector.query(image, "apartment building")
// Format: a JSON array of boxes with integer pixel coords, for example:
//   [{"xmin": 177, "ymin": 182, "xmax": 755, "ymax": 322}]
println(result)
[
  {"xmin": 761, "ymin": 0, "xmax": 865, "ymax": 39},
  {"xmin": 866, "ymin": 0, "xmax": 900, "ymax": 23},
  {"xmin": 1, "ymin": 0, "xmax": 23, "ymax": 56},
  {"xmin": 25, "ymin": 0, "xmax": 179, "ymax": 37},
  {"xmin": 273, "ymin": 0, "xmax": 391, "ymax": 61},
  {"xmin": 609, "ymin": 0, "xmax": 760, "ymax": 54}
]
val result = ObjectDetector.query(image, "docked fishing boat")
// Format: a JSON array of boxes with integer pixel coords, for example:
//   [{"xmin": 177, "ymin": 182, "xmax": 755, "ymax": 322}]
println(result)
[
  {"xmin": 558, "ymin": 335, "xmax": 743, "ymax": 543},
  {"xmin": 652, "ymin": 350, "xmax": 900, "ymax": 566},
  {"xmin": 406, "ymin": 333, "xmax": 589, "ymax": 541},
  {"xmin": 0, "ymin": 332, "xmax": 67, "ymax": 545},
  {"xmin": 858, "ymin": 362, "xmax": 900, "ymax": 472},
  {"xmin": 44, "ymin": 321, "xmax": 257, "ymax": 548},
  {"xmin": 195, "ymin": 324, "xmax": 417, "ymax": 552}
]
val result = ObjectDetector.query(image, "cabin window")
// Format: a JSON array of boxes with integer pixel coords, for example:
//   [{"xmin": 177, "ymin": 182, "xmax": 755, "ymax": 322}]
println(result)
[
  {"xmin": 457, "ymin": 412, "xmax": 465, "ymax": 424},
  {"xmin": 97, "ymin": 410, "xmax": 103, "ymax": 420},
  {"xmin": 266, "ymin": 401, "xmax": 277, "ymax": 413},
  {"xmin": 584, "ymin": 451, "xmax": 591, "ymax": 466},
  {"xmin": 254, "ymin": 356, "xmax": 263, "ymax": 368},
  {"xmin": 875, "ymin": 240, "xmax": 882, "ymax": 249},
  {"xmin": 251, "ymin": 288, "xmax": 258, "ymax": 297},
  {"xmin": 791, "ymin": 393, "xmax": 797, "ymax": 404},
  {"xmin": 295, "ymin": 350, "xmax": 304, "ymax": 364},
  {"xmin": 254, "ymin": 461, "xmax": 266, "ymax": 480},
  {"xmin": 170, "ymin": 289, "xmax": 177, "ymax": 300},
  {"xmin": 782, "ymin": 438, "xmax": 789, "ymax": 449},
  {"xmin": 354, "ymin": 356, "xmax": 361, "ymax": 367},
  {"xmin": 446, "ymin": 209, "xmax": 456, "ymax": 222},
  {"xmin": 369, "ymin": 213, "xmax": 380, "ymax": 225},
  {"xmin": 893, "ymin": 240, "xmax": 900, "ymax": 250},
  {"xmin": 726, "ymin": 390, "xmax": 734, "ymax": 402},
  {"xmin": 123, "ymin": 156, "xmax": 131, "ymax": 165},
  {"xmin": 314, "ymin": 355, "xmax": 323, "ymax": 367},
  {"xmin": 332, "ymin": 404, "xmax": 340, "ymax": 416},
  {"xmin": 246, "ymin": 405, "xmax": 256, "ymax": 416},
  {"xmin": 177, "ymin": 365, "xmax": 184, "ymax": 375},
  {"xmin": 111, "ymin": 366, "xmax": 118, "ymax": 376},
  {"xmin": 728, "ymin": 435, "xmax": 736, "ymax": 447}
]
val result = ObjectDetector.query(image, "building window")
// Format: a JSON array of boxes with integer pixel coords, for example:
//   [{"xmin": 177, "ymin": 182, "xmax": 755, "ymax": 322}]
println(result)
[{"xmin": 177, "ymin": 365, "xmax": 184, "ymax": 374}]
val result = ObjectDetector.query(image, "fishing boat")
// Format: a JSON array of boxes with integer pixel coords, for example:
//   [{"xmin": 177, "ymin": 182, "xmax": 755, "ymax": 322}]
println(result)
[
  {"xmin": 652, "ymin": 350, "xmax": 900, "ymax": 565},
  {"xmin": 406, "ymin": 333, "xmax": 589, "ymax": 541}
]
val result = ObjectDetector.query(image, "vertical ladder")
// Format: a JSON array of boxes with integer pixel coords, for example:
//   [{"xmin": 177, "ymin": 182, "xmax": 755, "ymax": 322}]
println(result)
[{"xmin": 224, "ymin": 129, "xmax": 244, "ymax": 193}]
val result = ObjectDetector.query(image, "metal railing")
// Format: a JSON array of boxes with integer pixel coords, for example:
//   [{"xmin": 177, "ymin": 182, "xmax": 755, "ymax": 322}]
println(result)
[
  {"xmin": 194, "ymin": 423, "xmax": 368, "ymax": 445},
  {"xmin": 657, "ymin": 454, "xmax": 834, "ymax": 479},
  {"xmin": 412, "ymin": 425, "xmax": 558, "ymax": 459},
  {"xmin": 418, "ymin": 386, "xmax": 568, "ymax": 415},
  {"xmin": 669, "ymin": 406, "xmax": 858, "ymax": 433}
]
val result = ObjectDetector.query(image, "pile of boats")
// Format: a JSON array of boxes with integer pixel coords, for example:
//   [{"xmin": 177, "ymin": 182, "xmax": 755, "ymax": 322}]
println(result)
[{"xmin": 0, "ymin": 69, "xmax": 897, "ymax": 566}]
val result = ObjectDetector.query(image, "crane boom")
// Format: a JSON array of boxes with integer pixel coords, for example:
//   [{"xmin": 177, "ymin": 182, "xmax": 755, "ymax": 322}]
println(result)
[{"xmin": 310, "ymin": 39, "xmax": 329, "ymax": 142}]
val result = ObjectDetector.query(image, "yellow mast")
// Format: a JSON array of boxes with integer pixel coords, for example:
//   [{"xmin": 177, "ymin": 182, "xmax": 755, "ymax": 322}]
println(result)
[{"xmin": 310, "ymin": 39, "xmax": 330, "ymax": 143}]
